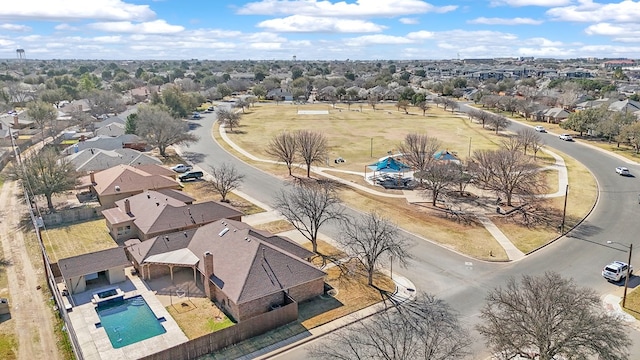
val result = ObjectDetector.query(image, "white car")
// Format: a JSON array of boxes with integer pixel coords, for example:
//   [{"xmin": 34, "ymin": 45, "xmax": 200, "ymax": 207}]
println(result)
[
  {"xmin": 534, "ymin": 125, "xmax": 546, "ymax": 132},
  {"xmin": 170, "ymin": 164, "xmax": 193, "ymax": 173},
  {"xmin": 616, "ymin": 166, "xmax": 630, "ymax": 176},
  {"xmin": 602, "ymin": 261, "xmax": 633, "ymax": 282},
  {"xmin": 559, "ymin": 134, "xmax": 573, "ymax": 141}
]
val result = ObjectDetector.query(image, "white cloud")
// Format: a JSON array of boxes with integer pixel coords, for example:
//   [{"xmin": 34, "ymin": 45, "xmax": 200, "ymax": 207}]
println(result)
[
  {"xmin": 547, "ymin": 0, "xmax": 640, "ymax": 23},
  {"xmin": 527, "ymin": 37, "xmax": 563, "ymax": 46},
  {"xmin": 468, "ymin": 17, "xmax": 543, "ymax": 25},
  {"xmin": 0, "ymin": 39, "xmax": 15, "ymax": 47},
  {"xmin": 0, "ymin": 24, "xmax": 31, "ymax": 32},
  {"xmin": 407, "ymin": 30, "xmax": 434, "ymax": 40},
  {"xmin": 250, "ymin": 42, "xmax": 282, "ymax": 50},
  {"xmin": 343, "ymin": 34, "xmax": 414, "ymax": 46},
  {"xmin": 93, "ymin": 36, "xmax": 122, "ymax": 43},
  {"xmin": 517, "ymin": 46, "xmax": 569, "ymax": 56},
  {"xmin": 585, "ymin": 23, "xmax": 640, "ymax": 42},
  {"xmin": 433, "ymin": 29, "xmax": 518, "ymax": 44},
  {"xmin": 0, "ymin": 0, "xmax": 155, "ymax": 21},
  {"xmin": 491, "ymin": 0, "xmax": 571, "ymax": 6},
  {"xmin": 237, "ymin": 0, "xmax": 457, "ymax": 17},
  {"xmin": 88, "ymin": 20, "xmax": 184, "ymax": 34},
  {"xmin": 257, "ymin": 15, "xmax": 384, "ymax": 33},
  {"xmin": 399, "ymin": 17, "xmax": 419, "ymax": 24},
  {"xmin": 54, "ymin": 24, "xmax": 78, "ymax": 31}
]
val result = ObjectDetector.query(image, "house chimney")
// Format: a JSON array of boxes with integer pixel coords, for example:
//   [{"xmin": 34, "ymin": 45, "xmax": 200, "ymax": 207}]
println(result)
[
  {"xmin": 90, "ymin": 172, "xmax": 95, "ymax": 184},
  {"xmin": 203, "ymin": 251, "xmax": 214, "ymax": 299},
  {"xmin": 0, "ymin": 123, "xmax": 3, "ymax": 130},
  {"xmin": 13, "ymin": 115, "xmax": 18, "ymax": 127},
  {"xmin": 124, "ymin": 199, "xmax": 131, "ymax": 215}
]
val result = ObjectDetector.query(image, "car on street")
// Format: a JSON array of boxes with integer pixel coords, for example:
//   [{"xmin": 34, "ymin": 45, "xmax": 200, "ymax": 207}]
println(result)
[
  {"xmin": 602, "ymin": 261, "xmax": 633, "ymax": 282},
  {"xmin": 192, "ymin": 112, "xmax": 201, "ymax": 119},
  {"xmin": 170, "ymin": 164, "xmax": 193, "ymax": 173},
  {"xmin": 534, "ymin": 125, "xmax": 546, "ymax": 132},
  {"xmin": 559, "ymin": 134, "xmax": 573, "ymax": 141},
  {"xmin": 179, "ymin": 170, "xmax": 204, "ymax": 182},
  {"xmin": 616, "ymin": 166, "xmax": 630, "ymax": 176}
]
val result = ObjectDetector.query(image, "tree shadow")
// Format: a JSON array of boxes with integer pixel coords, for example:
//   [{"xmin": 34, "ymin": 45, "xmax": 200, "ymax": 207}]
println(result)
[
  {"xmin": 565, "ymin": 222, "xmax": 603, "ymax": 239},
  {"xmin": 179, "ymin": 151, "xmax": 207, "ymax": 164}
]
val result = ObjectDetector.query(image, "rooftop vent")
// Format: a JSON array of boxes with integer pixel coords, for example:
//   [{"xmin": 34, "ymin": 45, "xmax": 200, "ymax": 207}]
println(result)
[
  {"xmin": 218, "ymin": 228, "xmax": 229, "ymax": 237},
  {"xmin": 115, "ymin": 185, "xmax": 120, "ymax": 192}
]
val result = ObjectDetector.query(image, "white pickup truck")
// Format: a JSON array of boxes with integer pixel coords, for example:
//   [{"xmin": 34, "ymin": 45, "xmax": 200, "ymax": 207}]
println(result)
[{"xmin": 170, "ymin": 164, "xmax": 193, "ymax": 173}]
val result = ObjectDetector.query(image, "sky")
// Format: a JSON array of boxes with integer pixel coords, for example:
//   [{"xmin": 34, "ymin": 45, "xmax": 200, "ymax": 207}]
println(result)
[{"xmin": 0, "ymin": 0, "xmax": 639, "ymax": 61}]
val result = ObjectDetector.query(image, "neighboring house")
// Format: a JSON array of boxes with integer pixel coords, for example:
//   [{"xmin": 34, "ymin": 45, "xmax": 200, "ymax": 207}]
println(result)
[
  {"xmin": 93, "ymin": 116, "xmax": 126, "ymax": 130},
  {"xmin": 59, "ymin": 99, "xmax": 92, "ymax": 116},
  {"xmin": 125, "ymin": 219, "xmax": 326, "ymax": 321},
  {"xmin": 65, "ymin": 148, "xmax": 162, "ymax": 173},
  {"xmin": 95, "ymin": 122, "xmax": 126, "ymax": 137},
  {"xmin": 2, "ymin": 114, "xmax": 35, "ymax": 130},
  {"xmin": 575, "ymin": 99, "xmax": 610, "ymax": 111},
  {"xmin": 77, "ymin": 164, "xmax": 180, "ymax": 208},
  {"xmin": 608, "ymin": 99, "xmax": 640, "ymax": 114},
  {"xmin": 61, "ymin": 134, "xmax": 146, "ymax": 155},
  {"xmin": 58, "ymin": 247, "xmax": 130, "ymax": 295},
  {"xmin": 266, "ymin": 88, "xmax": 293, "ymax": 101},
  {"xmin": 0, "ymin": 122, "xmax": 15, "ymax": 146},
  {"xmin": 543, "ymin": 107, "xmax": 571, "ymax": 123},
  {"xmin": 102, "ymin": 190, "xmax": 243, "ymax": 241}
]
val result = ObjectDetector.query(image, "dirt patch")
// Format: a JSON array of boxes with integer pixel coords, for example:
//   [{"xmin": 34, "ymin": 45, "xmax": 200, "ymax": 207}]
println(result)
[
  {"xmin": 0, "ymin": 181, "xmax": 61, "ymax": 359},
  {"xmin": 166, "ymin": 297, "xmax": 234, "ymax": 339}
]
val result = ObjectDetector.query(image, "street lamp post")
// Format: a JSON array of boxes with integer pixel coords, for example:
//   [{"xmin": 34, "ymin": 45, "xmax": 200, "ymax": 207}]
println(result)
[{"xmin": 608, "ymin": 241, "xmax": 633, "ymax": 308}]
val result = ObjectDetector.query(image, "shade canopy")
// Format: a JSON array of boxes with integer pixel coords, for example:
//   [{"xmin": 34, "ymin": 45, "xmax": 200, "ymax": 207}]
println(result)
[{"xmin": 368, "ymin": 157, "xmax": 411, "ymax": 173}]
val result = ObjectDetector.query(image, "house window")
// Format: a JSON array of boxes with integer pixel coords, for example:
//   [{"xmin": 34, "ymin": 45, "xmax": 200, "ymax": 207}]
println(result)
[{"xmin": 116, "ymin": 225, "xmax": 132, "ymax": 236}]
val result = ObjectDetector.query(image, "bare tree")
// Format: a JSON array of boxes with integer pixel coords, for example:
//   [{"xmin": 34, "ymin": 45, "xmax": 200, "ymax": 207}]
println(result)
[
  {"xmin": 451, "ymin": 161, "xmax": 476, "ymax": 196},
  {"xmin": 234, "ymin": 99, "xmax": 249, "ymax": 113},
  {"xmin": 414, "ymin": 162, "xmax": 458, "ymax": 206},
  {"xmin": 396, "ymin": 99, "xmax": 410, "ymax": 114},
  {"xmin": 368, "ymin": 94, "xmax": 379, "ymax": 111},
  {"xmin": 209, "ymin": 163, "xmax": 245, "ymax": 202},
  {"xmin": 472, "ymin": 148, "xmax": 545, "ymax": 206},
  {"xmin": 337, "ymin": 212, "xmax": 410, "ymax": 286},
  {"xmin": 310, "ymin": 292, "xmax": 471, "ymax": 360},
  {"xmin": 85, "ymin": 89, "xmax": 126, "ymax": 117},
  {"xmin": 417, "ymin": 101, "xmax": 430, "ymax": 116},
  {"xmin": 558, "ymin": 81, "xmax": 581, "ymax": 109},
  {"xmin": 13, "ymin": 146, "xmax": 78, "ymax": 211},
  {"xmin": 216, "ymin": 107, "xmax": 241, "ymax": 132},
  {"xmin": 26, "ymin": 100, "xmax": 57, "ymax": 143},
  {"xmin": 266, "ymin": 131, "xmax": 298, "ymax": 176},
  {"xmin": 295, "ymin": 130, "xmax": 328, "ymax": 178},
  {"xmin": 135, "ymin": 104, "xmax": 198, "ymax": 157},
  {"xmin": 478, "ymin": 272, "xmax": 629, "ymax": 360},
  {"xmin": 273, "ymin": 181, "xmax": 345, "ymax": 253},
  {"xmin": 468, "ymin": 108, "xmax": 492, "ymax": 128},
  {"xmin": 6, "ymin": 81, "xmax": 30, "ymax": 106},
  {"xmin": 443, "ymin": 98, "xmax": 458, "ymax": 112},
  {"xmin": 516, "ymin": 128, "xmax": 542, "ymax": 155},
  {"xmin": 486, "ymin": 114, "xmax": 511, "ymax": 134},
  {"xmin": 398, "ymin": 133, "xmax": 441, "ymax": 175}
]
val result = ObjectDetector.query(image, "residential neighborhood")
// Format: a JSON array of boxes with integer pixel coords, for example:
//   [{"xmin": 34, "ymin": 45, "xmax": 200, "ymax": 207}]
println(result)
[{"xmin": 2, "ymin": 54, "xmax": 640, "ymax": 360}]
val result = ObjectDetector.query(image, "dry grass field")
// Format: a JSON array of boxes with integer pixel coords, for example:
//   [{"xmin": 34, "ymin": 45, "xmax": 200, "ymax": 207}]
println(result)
[
  {"xmin": 38, "ymin": 219, "xmax": 117, "ymax": 263},
  {"xmin": 213, "ymin": 102, "xmax": 598, "ymax": 260}
]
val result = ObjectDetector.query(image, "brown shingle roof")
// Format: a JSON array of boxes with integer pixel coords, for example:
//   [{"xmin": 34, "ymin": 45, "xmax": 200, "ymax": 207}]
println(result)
[
  {"xmin": 58, "ymin": 247, "xmax": 129, "ymax": 279},
  {"xmin": 102, "ymin": 190, "xmax": 243, "ymax": 236},
  {"xmin": 86, "ymin": 164, "xmax": 179, "ymax": 196},
  {"xmin": 126, "ymin": 219, "xmax": 324, "ymax": 304}
]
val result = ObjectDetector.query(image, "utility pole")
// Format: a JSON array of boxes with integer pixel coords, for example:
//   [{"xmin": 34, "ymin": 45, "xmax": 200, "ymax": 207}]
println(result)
[
  {"xmin": 560, "ymin": 184, "xmax": 569, "ymax": 235},
  {"xmin": 624, "ymin": 243, "xmax": 633, "ymax": 308}
]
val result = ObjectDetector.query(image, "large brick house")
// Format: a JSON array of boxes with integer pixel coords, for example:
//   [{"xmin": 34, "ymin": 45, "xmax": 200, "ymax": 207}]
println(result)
[
  {"xmin": 125, "ymin": 219, "xmax": 325, "ymax": 321},
  {"xmin": 77, "ymin": 164, "xmax": 180, "ymax": 208},
  {"xmin": 102, "ymin": 189, "xmax": 243, "ymax": 241}
]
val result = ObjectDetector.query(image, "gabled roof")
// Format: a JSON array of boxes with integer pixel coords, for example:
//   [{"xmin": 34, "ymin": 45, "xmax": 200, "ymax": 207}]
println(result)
[
  {"xmin": 83, "ymin": 164, "xmax": 179, "ymax": 196},
  {"xmin": 102, "ymin": 190, "xmax": 242, "ymax": 236},
  {"xmin": 609, "ymin": 99, "xmax": 640, "ymax": 113},
  {"xmin": 61, "ymin": 134, "xmax": 143, "ymax": 154},
  {"xmin": 58, "ymin": 247, "xmax": 129, "ymax": 279},
  {"xmin": 95, "ymin": 122, "xmax": 125, "ymax": 137},
  {"xmin": 66, "ymin": 148, "xmax": 161, "ymax": 172},
  {"xmin": 127, "ymin": 219, "xmax": 322, "ymax": 304}
]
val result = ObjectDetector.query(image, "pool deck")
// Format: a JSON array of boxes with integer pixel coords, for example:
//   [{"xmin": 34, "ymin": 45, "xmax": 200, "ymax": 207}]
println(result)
[{"xmin": 67, "ymin": 268, "xmax": 189, "ymax": 360}]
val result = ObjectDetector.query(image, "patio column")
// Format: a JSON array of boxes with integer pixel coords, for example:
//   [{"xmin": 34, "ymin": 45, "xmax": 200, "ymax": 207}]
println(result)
[
  {"xmin": 193, "ymin": 266, "xmax": 196, "ymax": 283},
  {"xmin": 169, "ymin": 265, "xmax": 174, "ymax": 281}
]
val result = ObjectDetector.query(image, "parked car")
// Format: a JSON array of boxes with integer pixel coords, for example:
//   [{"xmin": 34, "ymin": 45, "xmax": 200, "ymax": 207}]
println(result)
[
  {"xmin": 192, "ymin": 112, "xmax": 201, "ymax": 119},
  {"xmin": 534, "ymin": 125, "xmax": 546, "ymax": 133},
  {"xmin": 615, "ymin": 166, "xmax": 630, "ymax": 176},
  {"xmin": 602, "ymin": 261, "xmax": 633, "ymax": 282},
  {"xmin": 559, "ymin": 134, "xmax": 573, "ymax": 141},
  {"xmin": 179, "ymin": 171, "xmax": 204, "ymax": 182},
  {"xmin": 170, "ymin": 164, "xmax": 193, "ymax": 173}
]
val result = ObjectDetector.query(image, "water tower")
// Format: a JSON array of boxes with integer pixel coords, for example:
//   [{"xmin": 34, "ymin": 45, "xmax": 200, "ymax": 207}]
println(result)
[{"xmin": 16, "ymin": 48, "xmax": 26, "ymax": 61}]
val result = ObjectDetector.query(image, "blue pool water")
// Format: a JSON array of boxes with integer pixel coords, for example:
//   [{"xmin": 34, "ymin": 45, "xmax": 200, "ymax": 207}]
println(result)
[{"xmin": 95, "ymin": 295, "xmax": 166, "ymax": 348}]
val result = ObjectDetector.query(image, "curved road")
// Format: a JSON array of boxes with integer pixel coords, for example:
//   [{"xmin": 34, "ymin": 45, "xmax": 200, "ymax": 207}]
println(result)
[{"xmin": 182, "ymin": 107, "xmax": 640, "ymax": 357}]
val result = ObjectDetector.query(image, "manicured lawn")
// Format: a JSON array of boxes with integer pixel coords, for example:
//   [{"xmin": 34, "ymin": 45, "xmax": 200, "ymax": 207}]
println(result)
[{"xmin": 37, "ymin": 219, "xmax": 117, "ymax": 263}]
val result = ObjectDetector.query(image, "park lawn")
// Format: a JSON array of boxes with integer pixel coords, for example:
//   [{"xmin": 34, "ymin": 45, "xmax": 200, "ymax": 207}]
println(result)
[
  {"xmin": 38, "ymin": 219, "xmax": 117, "ymax": 263},
  {"xmin": 493, "ymin": 151, "xmax": 597, "ymax": 253},
  {"xmin": 302, "ymin": 240, "xmax": 348, "ymax": 267},
  {"xmin": 622, "ymin": 288, "xmax": 640, "ymax": 320},
  {"xmin": 227, "ymin": 103, "xmax": 503, "ymax": 173}
]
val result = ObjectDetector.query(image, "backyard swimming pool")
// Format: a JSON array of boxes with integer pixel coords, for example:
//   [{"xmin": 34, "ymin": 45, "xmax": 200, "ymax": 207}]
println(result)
[{"xmin": 95, "ymin": 295, "xmax": 166, "ymax": 349}]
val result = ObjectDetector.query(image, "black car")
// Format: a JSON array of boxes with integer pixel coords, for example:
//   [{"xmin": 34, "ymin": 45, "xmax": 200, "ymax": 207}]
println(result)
[{"xmin": 179, "ymin": 171, "xmax": 204, "ymax": 182}]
